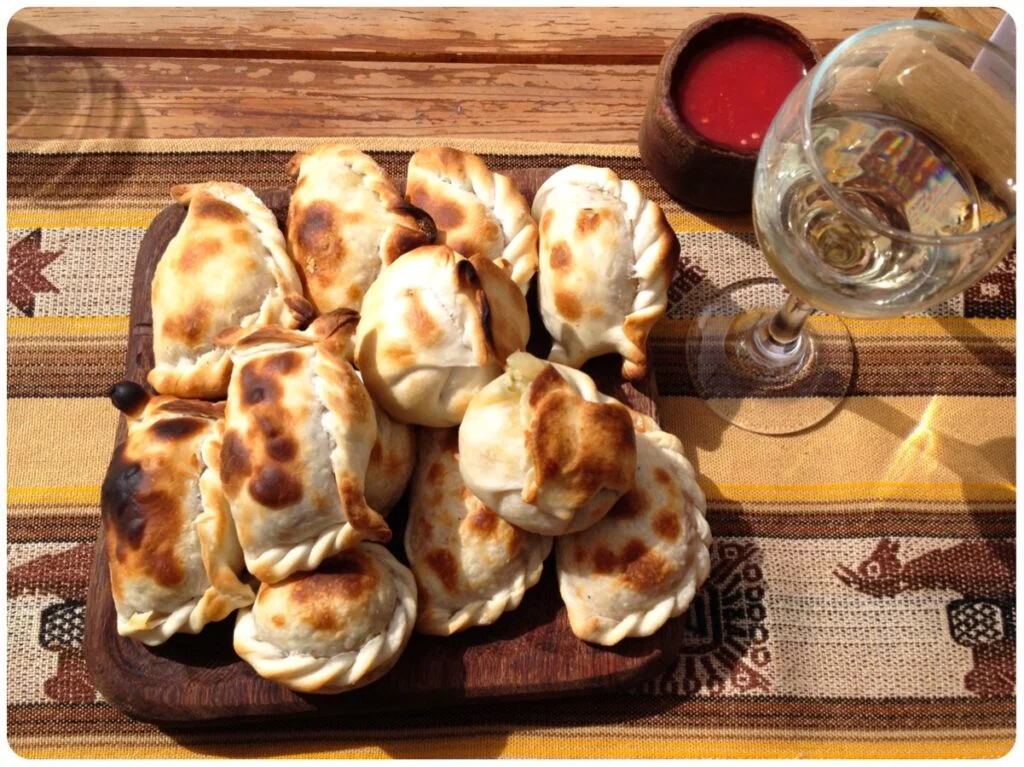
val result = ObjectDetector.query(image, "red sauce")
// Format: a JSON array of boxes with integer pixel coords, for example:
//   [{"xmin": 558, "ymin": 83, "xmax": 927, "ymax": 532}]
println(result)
[{"xmin": 675, "ymin": 33, "xmax": 807, "ymax": 154}]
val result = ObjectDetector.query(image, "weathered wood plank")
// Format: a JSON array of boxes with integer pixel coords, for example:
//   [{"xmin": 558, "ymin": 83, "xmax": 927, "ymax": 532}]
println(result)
[
  {"xmin": 9, "ymin": 7, "xmax": 914, "ymax": 64},
  {"xmin": 7, "ymin": 56, "xmax": 662, "ymax": 141}
]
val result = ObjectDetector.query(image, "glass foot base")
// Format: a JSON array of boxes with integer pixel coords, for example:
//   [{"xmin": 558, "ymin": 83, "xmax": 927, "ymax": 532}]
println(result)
[{"xmin": 685, "ymin": 283, "xmax": 855, "ymax": 435}]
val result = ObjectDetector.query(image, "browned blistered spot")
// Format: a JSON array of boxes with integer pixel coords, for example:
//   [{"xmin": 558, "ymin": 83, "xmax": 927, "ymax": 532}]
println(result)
[
  {"xmin": 163, "ymin": 303, "xmax": 210, "ymax": 345},
  {"xmin": 271, "ymin": 614, "xmax": 286, "ymax": 628},
  {"xmin": 549, "ymin": 242, "xmax": 573, "ymax": 272},
  {"xmin": 620, "ymin": 538, "xmax": 670, "ymax": 591},
  {"xmin": 431, "ymin": 198, "xmax": 466, "ymax": 232},
  {"xmin": 405, "ymin": 291, "xmax": 444, "ymax": 347},
  {"xmin": 607, "ymin": 487, "xmax": 648, "ymax": 520},
  {"xmin": 554, "ymin": 290, "xmax": 582, "ymax": 321},
  {"xmin": 193, "ymin": 195, "xmax": 245, "ymax": 225},
  {"xmin": 385, "ymin": 343, "xmax": 416, "ymax": 368},
  {"xmin": 220, "ymin": 430, "xmax": 251, "ymax": 491},
  {"xmin": 527, "ymin": 364, "xmax": 567, "ymax": 407},
  {"xmin": 294, "ymin": 201, "xmax": 340, "ymax": 259},
  {"xmin": 574, "ymin": 544, "xmax": 586, "ymax": 565},
  {"xmin": 240, "ymin": 365, "xmax": 279, "ymax": 408},
  {"xmin": 653, "ymin": 508, "xmax": 681, "ymax": 541},
  {"xmin": 426, "ymin": 460, "xmax": 446, "ymax": 487},
  {"xmin": 586, "ymin": 303, "xmax": 605, "ymax": 319},
  {"xmin": 177, "ymin": 237, "xmax": 221, "ymax": 271},
  {"xmin": 436, "ymin": 146, "xmax": 466, "ymax": 168},
  {"xmin": 150, "ymin": 417, "xmax": 206, "ymax": 442},
  {"xmin": 248, "ymin": 464, "xmax": 303, "ymax": 508},
  {"xmin": 267, "ymin": 351, "xmax": 302, "ymax": 375},
  {"xmin": 467, "ymin": 504, "xmax": 499, "ymax": 536},
  {"xmin": 385, "ymin": 455, "xmax": 404, "ymax": 475},
  {"xmin": 231, "ymin": 228, "xmax": 252, "ymax": 247},
  {"xmin": 288, "ymin": 552, "xmax": 378, "ymax": 628},
  {"xmin": 347, "ymin": 282, "xmax": 363, "ymax": 304},
  {"xmin": 389, "ymin": 221, "xmax": 432, "ymax": 257},
  {"xmin": 654, "ymin": 467, "xmax": 674, "ymax": 486},
  {"xmin": 540, "ymin": 208, "xmax": 556, "ymax": 238},
  {"xmin": 425, "ymin": 548, "xmax": 459, "ymax": 592},
  {"xmin": 593, "ymin": 545, "xmax": 617, "ymax": 574},
  {"xmin": 369, "ymin": 440, "xmax": 384, "ymax": 464},
  {"xmin": 576, "ymin": 207, "xmax": 611, "ymax": 235},
  {"xmin": 266, "ymin": 435, "xmax": 297, "ymax": 462}
]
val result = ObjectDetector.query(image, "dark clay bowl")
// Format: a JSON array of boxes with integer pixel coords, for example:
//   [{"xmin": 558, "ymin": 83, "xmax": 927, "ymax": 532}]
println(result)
[{"xmin": 639, "ymin": 13, "xmax": 820, "ymax": 213}]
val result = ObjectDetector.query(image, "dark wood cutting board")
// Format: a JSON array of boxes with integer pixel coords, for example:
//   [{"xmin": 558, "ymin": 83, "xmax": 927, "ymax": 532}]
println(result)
[{"xmin": 85, "ymin": 168, "xmax": 685, "ymax": 725}]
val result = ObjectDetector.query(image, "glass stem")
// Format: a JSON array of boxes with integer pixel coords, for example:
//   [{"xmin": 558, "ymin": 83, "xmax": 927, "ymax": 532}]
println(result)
[{"xmin": 755, "ymin": 293, "xmax": 815, "ymax": 357}]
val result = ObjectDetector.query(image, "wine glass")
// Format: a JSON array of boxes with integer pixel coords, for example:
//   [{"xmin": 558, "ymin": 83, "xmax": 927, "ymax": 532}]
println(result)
[{"xmin": 685, "ymin": 20, "xmax": 1016, "ymax": 434}]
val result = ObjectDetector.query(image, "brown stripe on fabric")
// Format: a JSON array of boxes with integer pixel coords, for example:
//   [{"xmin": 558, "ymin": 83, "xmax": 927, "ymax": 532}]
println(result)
[
  {"xmin": 706, "ymin": 509, "xmax": 1016, "ymax": 538},
  {"xmin": 8, "ymin": 513, "xmax": 101, "ymax": 544},
  {"xmin": 8, "ymin": 339, "xmax": 126, "ymax": 398},
  {"xmin": 652, "ymin": 338, "xmax": 1016, "ymax": 397},
  {"xmin": 6, "ymin": 695, "xmax": 1015, "ymax": 739}
]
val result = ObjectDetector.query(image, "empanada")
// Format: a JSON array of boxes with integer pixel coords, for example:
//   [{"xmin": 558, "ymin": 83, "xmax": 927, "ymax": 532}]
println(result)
[
  {"xmin": 210, "ymin": 309, "xmax": 391, "ymax": 584},
  {"xmin": 406, "ymin": 147, "xmax": 538, "ymax": 293},
  {"xmin": 531, "ymin": 165, "xmax": 679, "ymax": 380},
  {"xmin": 286, "ymin": 144, "xmax": 436, "ymax": 314},
  {"xmin": 101, "ymin": 381, "xmax": 254, "ymax": 646},
  {"xmin": 556, "ymin": 411, "xmax": 711, "ymax": 646},
  {"xmin": 405, "ymin": 427, "xmax": 552, "ymax": 636},
  {"xmin": 233, "ymin": 543, "xmax": 416, "ymax": 694},
  {"xmin": 149, "ymin": 182, "xmax": 309, "ymax": 399},
  {"xmin": 458, "ymin": 352, "xmax": 637, "ymax": 536},
  {"xmin": 364, "ymin": 396, "xmax": 416, "ymax": 516},
  {"xmin": 354, "ymin": 244, "xmax": 530, "ymax": 427}
]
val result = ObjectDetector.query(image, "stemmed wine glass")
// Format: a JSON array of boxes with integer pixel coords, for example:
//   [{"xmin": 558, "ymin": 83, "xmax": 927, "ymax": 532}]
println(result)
[{"xmin": 686, "ymin": 20, "xmax": 1016, "ymax": 434}]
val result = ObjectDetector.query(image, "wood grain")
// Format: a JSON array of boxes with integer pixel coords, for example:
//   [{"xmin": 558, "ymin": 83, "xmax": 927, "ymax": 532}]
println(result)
[
  {"xmin": 915, "ymin": 6, "xmax": 1005, "ymax": 39},
  {"xmin": 8, "ymin": 56, "xmax": 659, "ymax": 141},
  {"xmin": 85, "ymin": 169, "xmax": 681, "ymax": 725},
  {"xmin": 10, "ymin": 7, "xmax": 914, "ymax": 63}
]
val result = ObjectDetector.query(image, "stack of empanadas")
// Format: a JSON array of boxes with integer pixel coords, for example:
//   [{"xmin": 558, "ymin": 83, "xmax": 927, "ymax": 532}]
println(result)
[{"xmin": 101, "ymin": 146, "xmax": 709, "ymax": 697}]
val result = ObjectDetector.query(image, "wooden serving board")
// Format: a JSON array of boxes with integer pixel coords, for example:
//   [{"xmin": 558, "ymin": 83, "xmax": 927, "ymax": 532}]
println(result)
[{"xmin": 85, "ymin": 168, "xmax": 684, "ymax": 725}]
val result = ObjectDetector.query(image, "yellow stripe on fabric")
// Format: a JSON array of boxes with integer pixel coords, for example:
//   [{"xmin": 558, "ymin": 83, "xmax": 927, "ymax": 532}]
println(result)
[
  {"xmin": 11, "ymin": 735, "xmax": 1015, "ymax": 759},
  {"xmin": 7, "ymin": 486, "xmax": 101, "ymax": 504},
  {"xmin": 6, "ymin": 209, "xmax": 159, "ymax": 228},
  {"xmin": 658, "ymin": 395, "xmax": 1015, "ymax": 504},
  {"xmin": 665, "ymin": 212, "xmax": 752, "ymax": 233},
  {"xmin": 7, "ymin": 316, "xmax": 130, "ymax": 336},
  {"xmin": 652, "ymin": 316, "xmax": 1016, "ymax": 339}
]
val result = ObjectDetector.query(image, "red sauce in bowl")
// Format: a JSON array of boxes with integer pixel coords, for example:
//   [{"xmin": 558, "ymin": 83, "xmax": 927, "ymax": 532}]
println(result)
[{"xmin": 675, "ymin": 33, "xmax": 807, "ymax": 154}]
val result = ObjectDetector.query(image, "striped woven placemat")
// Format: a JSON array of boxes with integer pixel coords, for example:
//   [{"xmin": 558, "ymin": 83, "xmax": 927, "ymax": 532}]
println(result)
[{"xmin": 6, "ymin": 138, "xmax": 1015, "ymax": 758}]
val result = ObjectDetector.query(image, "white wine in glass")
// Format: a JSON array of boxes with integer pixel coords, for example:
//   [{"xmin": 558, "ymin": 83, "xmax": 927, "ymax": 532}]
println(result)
[{"xmin": 687, "ymin": 21, "xmax": 1016, "ymax": 434}]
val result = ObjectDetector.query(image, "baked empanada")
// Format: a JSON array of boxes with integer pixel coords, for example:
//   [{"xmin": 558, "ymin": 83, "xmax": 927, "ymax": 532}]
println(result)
[
  {"xmin": 149, "ymin": 182, "xmax": 309, "ymax": 400},
  {"xmin": 364, "ymin": 396, "xmax": 416, "ymax": 516},
  {"xmin": 100, "ymin": 381, "xmax": 254, "ymax": 646},
  {"xmin": 233, "ymin": 543, "xmax": 416, "ymax": 694},
  {"xmin": 556, "ymin": 411, "xmax": 711, "ymax": 645},
  {"xmin": 406, "ymin": 147, "xmax": 538, "ymax": 293},
  {"xmin": 286, "ymin": 144, "xmax": 436, "ymax": 314},
  {"xmin": 405, "ymin": 427, "xmax": 552, "ymax": 636},
  {"xmin": 531, "ymin": 165, "xmax": 679, "ymax": 380},
  {"xmin": 210, "ymin": 309, "xmax": 391, "ymax": 584},
  {"xmin": 354, "ymin": 244, "xmax": 530, "ymax": 427},
  {"xmin": 458, "ymin": 352, "xmax": 637, "ymax": 536}
]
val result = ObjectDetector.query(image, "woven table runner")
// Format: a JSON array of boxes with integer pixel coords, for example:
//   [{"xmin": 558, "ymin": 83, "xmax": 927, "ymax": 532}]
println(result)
[{"xmin": 6, "ymin": 137, "xmax": 1015, "ymax": 759}]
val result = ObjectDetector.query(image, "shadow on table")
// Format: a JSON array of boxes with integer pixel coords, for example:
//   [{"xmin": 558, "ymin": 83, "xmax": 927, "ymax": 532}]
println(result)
[{"xmin": 8, "ymin": 21, "xmax": 147, "ymax": 205}]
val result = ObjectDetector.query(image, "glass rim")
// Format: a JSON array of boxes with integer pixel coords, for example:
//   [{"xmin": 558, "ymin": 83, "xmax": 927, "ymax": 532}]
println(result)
[{"xmin": 800, "ymin": 19, "xmax": 1016, "ymax": 246}]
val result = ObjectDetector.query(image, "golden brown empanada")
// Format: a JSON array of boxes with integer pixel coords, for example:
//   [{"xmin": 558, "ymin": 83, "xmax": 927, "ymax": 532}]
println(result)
[
  {"xmin": 209, "ymin": 309, "xmax": 390, "ymax": 584},
  {"xmin": 354, "ymin": 244, "xmax": 530, "ymax": 427},
  {"xmin": 101, "ymin": 381, "xmax": 254, "ymax": 646},
  {"xmin": 286, "ymin": 144, "xmax": 436, "ymax": 314},
  {"xmin": 532, "ymin": 165, "xmax": 679, "ymax": 380},
  {"xmin": 233, "ymin": 543, "xmax": 416, "ymax": 694},
  {"xmin": 458, "ymin": 352, "xmax": 637, "ymax": 536},
  {"xmin": 556, "ymin": 411, "xmax": 712, "ymax": 645},
  {"xmin": 406, "ymin": 147, "xmax": 538, "ymax": 294},
  {"xmin": 149, "ymin": 182, "xmax": 309, "ymax": 400},
  {"xmin": 405, "ymin": 428, "xmax": 552, "ymax": 636}
]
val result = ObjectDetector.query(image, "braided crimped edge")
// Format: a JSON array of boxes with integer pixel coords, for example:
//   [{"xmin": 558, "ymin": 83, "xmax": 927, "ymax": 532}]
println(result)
[
  {"xmin": 407, "ymin": 148, "xmax": 538, "ymax": 294},
  {"xmin": 232, "ymin": 544, "xmax": 417, "ymax": 694},
  {"xmin": 555, "ymin": 426, "xmax": 712, "ymax": 647},
  {"xmin": 148, "ymin": 182, "xmax": 306, "ymax": 398},
  {"xmin": 409, "ymin": 526, "xmax": 553, "ymax": 637},
  {"xmin": 531, "ymin": 164, "xmax": 678, "ymax": 380}
]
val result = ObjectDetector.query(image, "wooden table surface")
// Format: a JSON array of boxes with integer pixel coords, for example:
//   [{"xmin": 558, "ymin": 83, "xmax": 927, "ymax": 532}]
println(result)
[{"xmin": 12, "ymin": 5, "xmax": 998, "ymax": 143}]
